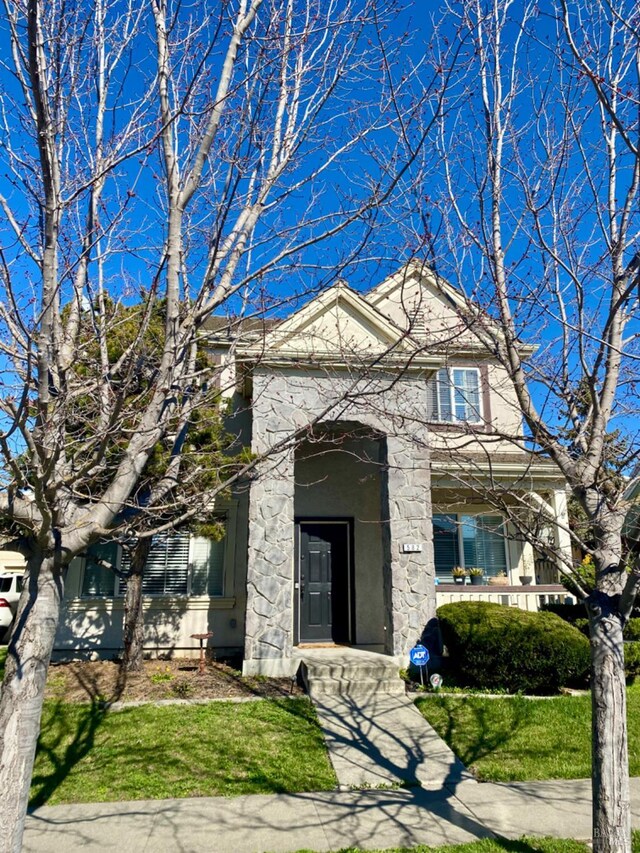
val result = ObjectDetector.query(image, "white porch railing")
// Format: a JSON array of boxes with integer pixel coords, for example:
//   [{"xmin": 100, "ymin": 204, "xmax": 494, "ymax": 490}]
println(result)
[{"xmin": 435, "ymin": 583, "xmax": 569, "ymax": 612}]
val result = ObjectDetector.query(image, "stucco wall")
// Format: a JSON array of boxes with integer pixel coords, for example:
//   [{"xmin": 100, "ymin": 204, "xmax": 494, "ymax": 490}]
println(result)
[
  {"xmin": 52, "ymin": 496, "xmax": 249, "ymax": 659},
  {"xmin": 0, "ymin": 550, "xmax": 25, "ymax": 573},
  {"xmin": 369, "ymin": 268, "xmax": 526, "ymax": 451},
  {"xmin": 370, "ymin": 269, "xmax": 478, "ymax": 346}
]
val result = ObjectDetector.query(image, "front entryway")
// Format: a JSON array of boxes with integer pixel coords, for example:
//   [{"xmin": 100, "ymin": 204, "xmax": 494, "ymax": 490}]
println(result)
[{"xmin": 295, "ymin": 520, "xmax": 352, "ymax": 644}]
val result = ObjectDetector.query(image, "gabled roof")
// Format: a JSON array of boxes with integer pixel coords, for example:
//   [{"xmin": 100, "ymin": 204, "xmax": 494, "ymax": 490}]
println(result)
[
  {"xmin": 366, "ymin": 260, "xmax": 457, "ymax": 308},
  {"xmin": 368, "ymin": 260, "xmax": 534, "ymax": 357},
  {"xmin": 242, "ymin": 280, "xmax": 440, "ymax": 368},
  {"xmin": 202, "ymin": 260, "xmax": 532, "ymax": 368}
]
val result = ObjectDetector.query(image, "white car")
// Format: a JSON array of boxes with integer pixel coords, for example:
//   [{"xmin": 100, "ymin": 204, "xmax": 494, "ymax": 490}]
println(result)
[{"xmin": 0, "ymin": 573, "xmax": 22, "ymax": 643}]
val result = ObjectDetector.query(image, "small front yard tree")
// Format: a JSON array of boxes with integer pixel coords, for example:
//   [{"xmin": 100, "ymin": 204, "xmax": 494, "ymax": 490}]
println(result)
[
  {"xmin": 0, "ymin": 0, "xmax": 433, "ymax": 846},
  {"xmin": 408, "ymin": 2, "xmax": 640, "ymax": 851}
]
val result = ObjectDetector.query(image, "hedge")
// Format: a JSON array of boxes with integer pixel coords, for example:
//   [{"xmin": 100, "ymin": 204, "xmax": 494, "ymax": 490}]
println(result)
[
  {"xmin": 625, "ymin": 642, "xmax": 640, "ymax": 677},
  {"xmin": 539, "ymin": 602, "xmax": 587, "ymax": 624},
  {"xmin": 437, "ymin": 601, "xmax": 591, "ymax": 694},
  {"xmin": 542, "ymin": 604, "xmax": 640, "ymax": 644}
]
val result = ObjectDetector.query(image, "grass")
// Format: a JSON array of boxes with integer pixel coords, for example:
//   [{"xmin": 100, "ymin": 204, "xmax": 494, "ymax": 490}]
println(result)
[
  {"xmin": 30, "ymin": 697, "xmax": 336, "ymax": 807},
  {"xmin": 295, "ymin": 832, "xmax": 640, "ymax": 853},
  {"xmin": 416, "ymin": 682, "xmax": 640, "ymax": 782},
  {"xmin": 0, "ymin": 645, "xmax": 6, "ymax": 679}
]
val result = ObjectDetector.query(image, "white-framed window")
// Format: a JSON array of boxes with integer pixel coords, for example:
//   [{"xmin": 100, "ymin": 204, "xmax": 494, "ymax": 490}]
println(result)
[
  {"xmin": 81, "ymin": 530, "xmax": 226, "ymax": 598},
  {"xmin": 429, "ymin": 367, "xmax": 482, "ymax": 423},
  {"xmin": 432, "ymin": 513, "xmax": 508, "ymax": 580}
]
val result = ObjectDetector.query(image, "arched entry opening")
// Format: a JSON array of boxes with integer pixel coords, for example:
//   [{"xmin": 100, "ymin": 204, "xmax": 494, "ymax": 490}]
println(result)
[{"xmin": 293, "ymin": 422, "xmax": 387, "ymax": 649}]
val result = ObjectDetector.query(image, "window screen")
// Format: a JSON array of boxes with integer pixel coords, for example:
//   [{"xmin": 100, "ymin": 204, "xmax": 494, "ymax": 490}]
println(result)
[
  {"xmin": 461, "ymin": 515, "xmax": 507, "ymax": 576},
  {"xmin": 432, "ymin": 514, "xmax": 460, "ymax": 575}
]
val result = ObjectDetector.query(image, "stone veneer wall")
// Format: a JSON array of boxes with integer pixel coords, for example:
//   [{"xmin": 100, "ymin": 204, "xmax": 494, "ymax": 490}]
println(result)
[
  {"xmin": 243, "ymin": 367, "xmax": 436, "ymax": 676},
  {"xmin": 382, "ymin": 434, "xmax": 434, "ymax": 656}
]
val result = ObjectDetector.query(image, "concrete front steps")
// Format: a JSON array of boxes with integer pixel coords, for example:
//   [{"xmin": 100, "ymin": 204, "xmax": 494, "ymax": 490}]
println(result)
[
  {"xmin": 296, "ymin": 647, "xmax": 406, "ymax": 699},
  {"xmin": 295, "ymin": 647, "xmax": 472, "ymax": 789}
]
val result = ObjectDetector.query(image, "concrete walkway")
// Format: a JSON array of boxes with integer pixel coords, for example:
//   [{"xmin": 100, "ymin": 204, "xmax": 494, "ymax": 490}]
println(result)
[
  {"xmin": 23, "ymin": 778, "xmax": 640, "ymax": 852},
  {"xmin": 313, "ymin": 693, "xmax": 472, "ymax": 789}
]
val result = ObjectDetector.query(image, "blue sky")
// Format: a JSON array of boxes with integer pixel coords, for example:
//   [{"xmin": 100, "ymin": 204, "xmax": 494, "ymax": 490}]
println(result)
[{"xmin": 0, "ymin": 0, "xmax": 638, "ymax": 457}]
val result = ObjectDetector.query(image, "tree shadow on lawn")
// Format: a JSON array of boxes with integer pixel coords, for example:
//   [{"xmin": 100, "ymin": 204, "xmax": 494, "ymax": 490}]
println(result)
[
  {"xmin": 418, "ymin": 694, "xmax": 534, "ymax": 777},
  {"xmin": 29, "ymin": 663, "xmax": 129, "ymax": 809},
  {"xmin": 29, "ymin": 682, "xmax": 331, "ymax": 808}
]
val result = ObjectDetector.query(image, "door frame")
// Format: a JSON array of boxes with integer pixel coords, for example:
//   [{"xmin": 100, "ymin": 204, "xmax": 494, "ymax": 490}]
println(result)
[{"xmin": 294, "ymin": 517, "xmax": 355, "ymax": 646}]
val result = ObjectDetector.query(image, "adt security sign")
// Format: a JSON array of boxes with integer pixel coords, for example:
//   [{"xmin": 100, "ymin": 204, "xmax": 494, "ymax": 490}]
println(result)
[
  {"xmin": 409, "ymin": 644, "xmax": 430, "ymax": 687},
  {"xmin": 409, "ymin": 644, "xmax": 430, "ymax": 667}
]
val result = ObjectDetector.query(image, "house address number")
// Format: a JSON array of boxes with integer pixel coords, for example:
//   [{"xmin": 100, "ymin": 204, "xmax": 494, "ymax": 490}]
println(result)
[{"xmin": 402, "ymin": 543, "xmax": 423, "ymax": 553}]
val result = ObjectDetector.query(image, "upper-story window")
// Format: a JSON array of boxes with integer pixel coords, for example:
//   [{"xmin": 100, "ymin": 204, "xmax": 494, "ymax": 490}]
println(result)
[{"xmin": 429, "ymin": 367, "xmax": 482, "ymax": 424}]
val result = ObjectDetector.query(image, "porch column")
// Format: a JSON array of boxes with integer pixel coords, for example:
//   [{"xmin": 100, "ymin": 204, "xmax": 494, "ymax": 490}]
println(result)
[
  {"xmin": 243, "ymin": 447, "xmax": 295, "ymax": 676},
  {"xmin": 550, "ymin": 487, "xmax": 574, "ymax": 568},
  {"xmin": 382, "ymin": 434, "xmax": 435, "ymax": 659}
]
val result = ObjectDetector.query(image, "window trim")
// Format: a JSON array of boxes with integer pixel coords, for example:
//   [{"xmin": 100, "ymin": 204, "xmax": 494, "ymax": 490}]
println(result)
[{"xmin": 433, "ymin": 366, "xmax": 483, "ymax": 425}]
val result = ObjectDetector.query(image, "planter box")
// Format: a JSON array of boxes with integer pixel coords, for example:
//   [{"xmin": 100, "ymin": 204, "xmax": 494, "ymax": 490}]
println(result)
[
  {"xmin": 469, "ymin": 575, "xmax": 484, "ymax": 585},
  {"xmin": 488, "ymin": 576, "xmax": 509, "ymax": 586}
]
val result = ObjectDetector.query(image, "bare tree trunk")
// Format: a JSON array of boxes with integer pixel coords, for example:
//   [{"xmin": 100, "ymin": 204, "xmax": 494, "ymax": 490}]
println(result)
[
  {"xmin": 0, "ymin": 550, "xmax": 63, "ymax": 853},
  {"xmin": 121, "ymin": 538, "xmax": 152, "ymax": 673},
  {"xmin": 589, "ymin": 591, "xmax": 631, "ymax": 853}
]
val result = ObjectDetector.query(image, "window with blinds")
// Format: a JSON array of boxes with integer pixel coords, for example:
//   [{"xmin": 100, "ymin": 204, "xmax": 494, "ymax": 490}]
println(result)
[
  {"xmin": 190, "ymin": 536, "xmax": 225, "ymax": 597},
  {"xmin": 82, "ymin": 529, "xmax": 226, "ymax": 597},
  {"xmin": 428, "ymin": 368, "xmax": 482, "ymax": 423},
  {"xmin": 81, "ymin": 541, "xmax": 118, "ymax": 596},
  {"xmin": 432, "ymin": 513, "xmax": 507, "ymax": 579},
  {"xmin": 432, "ymin": 514, "xmax": 460, "ymax": 574},
  {"xmin": 130, "ymin": 533, "xmax": 191, "ymax": 596}
]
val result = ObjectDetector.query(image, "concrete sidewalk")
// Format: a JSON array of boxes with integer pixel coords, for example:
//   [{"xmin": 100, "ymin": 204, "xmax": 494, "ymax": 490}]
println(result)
[{"xmin": 23, "ymin": 777, "xmax": 640, "ymax": 853}]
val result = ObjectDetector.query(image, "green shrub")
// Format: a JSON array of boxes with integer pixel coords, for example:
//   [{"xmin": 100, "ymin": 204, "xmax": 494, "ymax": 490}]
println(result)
[
  {"xmin": 437, "ymin": 601, "xmax": 591, "ymax": 694},
  {"xmin": 625, "ymin": 619, "xmax": 640, "ymax": 642},
  {"xmin": 625, "ymin": 642, "xmax": 640, "ymax": 677},
  {"xmin": 560, "ymin": 557, "xmax": 596, "ymax": 598},
  {"xmin": 540, "ymin": 602, "xmax": 587, "ymax": 624},
  {"xmin": 574, "ymin": 618, "xmax": 589, "ymax": 636}
]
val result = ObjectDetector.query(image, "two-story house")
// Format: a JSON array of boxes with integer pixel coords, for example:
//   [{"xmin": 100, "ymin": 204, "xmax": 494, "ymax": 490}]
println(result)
[{"xmin": 49, "ymin": 261, "xmax": 571, "ymax": 673}]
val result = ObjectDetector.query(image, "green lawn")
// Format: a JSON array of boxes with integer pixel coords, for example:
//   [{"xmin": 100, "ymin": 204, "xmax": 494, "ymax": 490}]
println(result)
[
  {"xmin": 416, "ymin": 683, "xmax": 640, "ymax": 782},
  {"xmin": 31, "ymin": 697, "xmax": 336, "ymax": 807},
  {"xmin": 296, "ymin": 832, "xmax": 640, "ymax": 853}
]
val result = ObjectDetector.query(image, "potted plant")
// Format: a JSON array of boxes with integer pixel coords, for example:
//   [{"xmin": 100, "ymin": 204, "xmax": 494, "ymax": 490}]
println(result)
[
  {"xmin": 468, "ymin": 567, "xmax": 484, "ymax": 586},
  {"xmin": 452, "ymin": 567, "xmax": 467, "ymax": 585},
  {"xmin": 488, "ymin": 570, "xmax": 509, "ymax": 586},
  {"xmin": 519, "ymin": 575, "xmax": 533, "ymax": 585}
]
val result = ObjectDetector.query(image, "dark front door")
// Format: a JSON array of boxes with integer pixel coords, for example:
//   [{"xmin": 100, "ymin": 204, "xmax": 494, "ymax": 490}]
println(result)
[{"xmin": 297, "ymin": 521, "xmax": 351, "ymax": 644}]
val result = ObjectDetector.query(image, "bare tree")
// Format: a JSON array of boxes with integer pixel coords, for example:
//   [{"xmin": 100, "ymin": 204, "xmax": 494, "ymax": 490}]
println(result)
[
  {"xmin": 0, "ymin": 0, "xmax": 434, "ymax": 846},
  {"xmin": 403, "ymin": 2, "xmax": 640, "ymax": 851}
]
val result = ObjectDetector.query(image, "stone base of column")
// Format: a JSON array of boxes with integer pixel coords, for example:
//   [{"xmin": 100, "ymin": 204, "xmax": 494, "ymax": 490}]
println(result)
[{"xmin": 242, "ymin": 656, "xmax": 296, "ymax": 677}]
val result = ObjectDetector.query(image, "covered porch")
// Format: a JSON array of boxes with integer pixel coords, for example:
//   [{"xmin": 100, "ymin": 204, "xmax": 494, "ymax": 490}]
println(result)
[
  {"xmin": 430, "ymin": 456, "xmax": 573, "ymax": 613},
  {"xmin": 242, "ymin": 367, "xmax": 435, "ymax": 676}
]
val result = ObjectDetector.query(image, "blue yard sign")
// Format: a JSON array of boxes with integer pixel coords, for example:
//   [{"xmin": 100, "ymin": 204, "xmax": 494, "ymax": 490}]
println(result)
[
  {"xmin": 409, "ymin": 644, "xmax": 430, "ymax": 687},
  {"xmin": 409, "ymin": 644, "xmax": 430, "ymax": 667}
]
